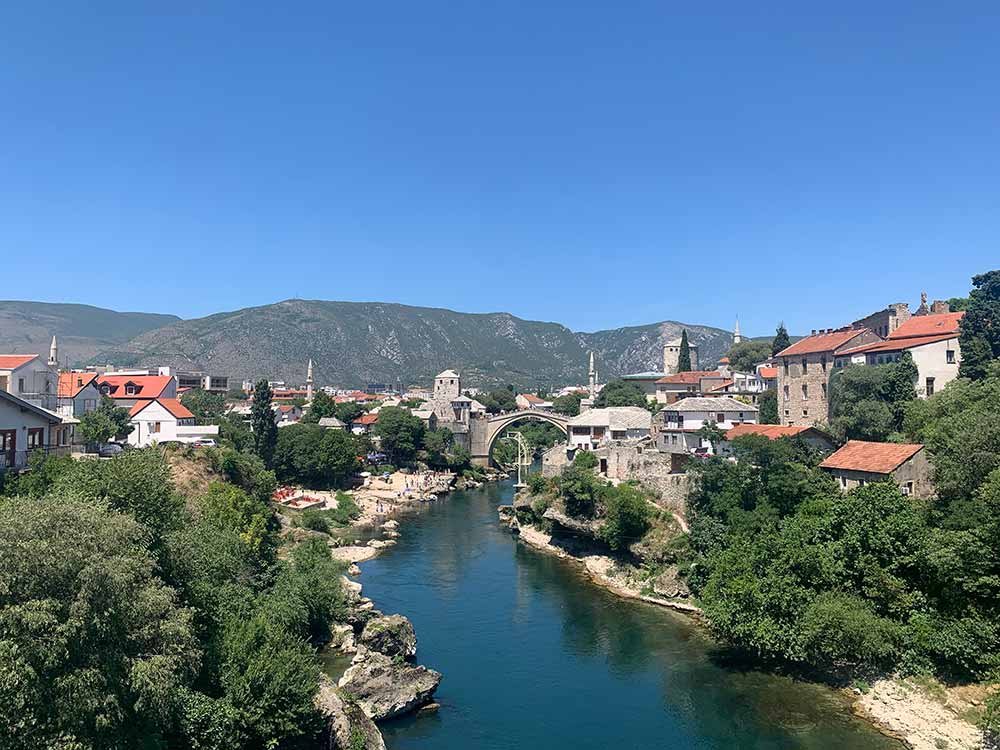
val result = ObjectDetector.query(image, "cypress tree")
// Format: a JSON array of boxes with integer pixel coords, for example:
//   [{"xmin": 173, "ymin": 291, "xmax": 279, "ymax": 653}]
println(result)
[
  {"xmin": 250, "ymin": 379, "xmax": 278, "ymax": 467},
  {"xmin": 677, "ymin": 330, "xmax": 692, "ymax": 372},
  {"xmin": 772, "ymin": 322, "xmax": 791, "ymax": 356},
  {"xmin": 959, "ymin": 270, "xmax": 1000, "ymax": 380}
]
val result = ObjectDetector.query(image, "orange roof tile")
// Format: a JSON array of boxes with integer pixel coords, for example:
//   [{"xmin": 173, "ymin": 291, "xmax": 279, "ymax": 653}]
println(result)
[
  {"xmin": 706, "ymin": 380, "xmax": 734, "ymax": 392},
  {"xmin": 776, "ymin": 329, "xmax": 870, "ymax": 357},
  {"xmin": 888, "ymin": 312, "xmax": 963, "ymax": 340},
  {"xmin": 819, "ymin": 440, "xmax": 924, "ymax": 474},
  {"xmin": 58, "ymin": 372, "xmax": 97, "ymax": 398},
  {"xmin": 758, "ymin": 367, "xmax": 778, "ymax": 379},
  {"xmin": 841, "ymin": 333, "xmax": 958, "ymax": 356},
  {"xmin": 655, "ymin": 370, "xmax": 721, "ymax": 385},
  {"xmin": 0, "ymin": 354, "xmax": 39, "ymax": 370},
  {"xmin": 353, "ymin": 414, "xmax": 379, "ymax": 425},
  {"xmin": 726, "ymin": 424, "xmax": 824, "ymax": 440},
  {"xmin": 97, "ymin": 374, "xmax": 173, "ymax": 399},
  {"xmin": 128, "ymin": 398, "xmax": 194, "ymax": 419}
]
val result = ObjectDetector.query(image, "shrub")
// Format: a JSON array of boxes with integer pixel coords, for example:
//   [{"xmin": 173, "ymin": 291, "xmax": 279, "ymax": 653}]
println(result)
[
  {"xmin": 574, "ymin": 451, "xmax": 598, "ymax": 470},
  {"xmin": 599, "ymin": 484, "xmax": 651, "ymax": 551}
]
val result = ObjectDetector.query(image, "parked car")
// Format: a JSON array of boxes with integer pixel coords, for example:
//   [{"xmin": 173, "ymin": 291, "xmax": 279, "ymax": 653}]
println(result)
[
  {"xmin": 193, "ymin": 438, "xmax": 217, "ymax": 448},
  {"xmin": 98, "ymin": 442, "xmax": 125, "ymax": 458}
]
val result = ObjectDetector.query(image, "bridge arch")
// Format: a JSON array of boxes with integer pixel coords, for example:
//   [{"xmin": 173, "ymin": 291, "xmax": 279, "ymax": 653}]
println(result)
[{"xmin": 481, "ymin": 410, "xmax": 569, "ymax": 465}]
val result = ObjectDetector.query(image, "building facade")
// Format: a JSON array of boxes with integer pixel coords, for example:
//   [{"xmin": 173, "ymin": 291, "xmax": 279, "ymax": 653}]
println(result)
[{"xmin": 819, "ymin": 440, "xmax": 932, "ymax": 498}]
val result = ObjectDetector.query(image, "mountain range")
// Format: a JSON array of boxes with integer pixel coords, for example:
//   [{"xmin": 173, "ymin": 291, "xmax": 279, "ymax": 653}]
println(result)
[{"xmin": 0, "ymin": 299, "xmax": 735, "ymax": 389}]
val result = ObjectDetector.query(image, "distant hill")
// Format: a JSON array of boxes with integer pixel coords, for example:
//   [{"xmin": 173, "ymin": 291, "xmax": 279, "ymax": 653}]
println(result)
[
  {"xmin": 0, "ymin": 301, "xmax": 180, "ymax": 366},
  {"xmin": 94, "ymin": 299, "xmax": 733, "ymax": 389}
]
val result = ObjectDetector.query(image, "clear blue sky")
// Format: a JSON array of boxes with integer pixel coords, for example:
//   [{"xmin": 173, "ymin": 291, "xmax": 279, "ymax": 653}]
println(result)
[{"xmin": 2, "ymin": 3, "xmax": 998, "ymax": 336}]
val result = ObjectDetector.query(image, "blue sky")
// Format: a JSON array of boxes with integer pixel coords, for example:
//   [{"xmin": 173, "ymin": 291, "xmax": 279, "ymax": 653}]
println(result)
[{"xmin": 2, "ymin": 2, "xmax": 998, "ymax": 336}]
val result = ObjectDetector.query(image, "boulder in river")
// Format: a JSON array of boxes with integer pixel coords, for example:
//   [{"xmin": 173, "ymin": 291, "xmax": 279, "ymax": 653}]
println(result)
[
  {"xmin": 359, "ymin": 614, "xmax": 417, "ymax": 659},
  {"xmin": 651, "ymin": 566, "xmax": 690, "ymax": 599},
  {"xmin": 338, "ymin": 648, "xmax": 441, "ymax": 721},
  {"xmin": 316, "ymin": 676, "xmax": 386, "ymax": 750}
]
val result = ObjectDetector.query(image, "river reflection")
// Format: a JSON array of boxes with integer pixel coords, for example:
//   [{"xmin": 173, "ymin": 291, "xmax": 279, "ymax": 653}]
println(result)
[{"xmin": 354, "ymin": 479, "xmax": 901, "ymax": 750}]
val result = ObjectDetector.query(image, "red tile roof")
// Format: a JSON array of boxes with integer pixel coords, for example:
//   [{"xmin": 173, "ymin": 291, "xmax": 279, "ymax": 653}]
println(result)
[
  {"xmin": 841, "ymin": 333, "xmax": 958, "ymax": 356},
  {"xmin": 706, "ymin": 380, "xmax": 734, "ymax": 392},
  {"xmin": 758, "ymin": 367, "xmax": 778, "ymax": 379},
  {"xmin": 819, "ymin": 440, "xmax": 924, "ymax": 474},
  {"xmin": 97, "ymin": 374, "xmax": 173, "ymax": 399},
  {"xmin": 0, "ymin": 354, "xmax": 39, "ymax": 370},
  {"xmin": 353, "ymin": 414, "xmax": 379, "ymax": 425},
  {"xmin": 58, "ymin": 372, "xmax": 97, "ymax": 398},
  {"xmin": 655, "ymin": 370, "xmax": 721, "ymax": 385},
  {"xmin": 776, "ymin": 329, "xmax": 870, "ymax": 357},
  {"xmin": 726, "ymin": 424, "xmax": 824, "ymax": 440},
  {"xmin": 128, "ymin": 398, "xmax": 194, "ymax": 419},
  {"xmin": 520, "ymin": 393, "xmax": 547, "ymax": 403},
  {"xmin": 888, "ymin": 312, "xmax": 964, "ymax": 340}
]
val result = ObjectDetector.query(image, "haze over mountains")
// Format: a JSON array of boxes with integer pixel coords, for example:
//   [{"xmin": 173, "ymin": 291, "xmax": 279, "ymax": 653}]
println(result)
[{"xmin": 0, "ymin": 299, "xmax": 734, "ymax": 389}]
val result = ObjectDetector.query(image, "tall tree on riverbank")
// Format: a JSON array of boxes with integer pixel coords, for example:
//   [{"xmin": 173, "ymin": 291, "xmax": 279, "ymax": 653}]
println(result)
[
  {"xmin": 250, "ymin": 379, "xmax": 278, "ymax": 467},
  {"xmin": 677, "ymin": 330, "xmax": 692, "ymax": 372},
  {"xmin": 772, "ymin": 322, "xmax": 791, "ymax": 356},
  {"xmin": 959, "ymin": 269, "xmax": 1000, "ymax": 380}
]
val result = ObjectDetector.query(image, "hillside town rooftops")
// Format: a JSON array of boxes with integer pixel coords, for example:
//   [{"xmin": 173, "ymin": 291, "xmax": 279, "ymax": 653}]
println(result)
[
  {"xmin": 57, "ymin": 372, "xmax": 97, "ymax": 398},
  {"xmin": 98, "ymin": 374, "xmax": 173, "ymax": 399},
  {"xmin": 129, "ymin": 398, "xmax": 194, "ymax": 419},
  {"xmin": 775, "ymin": 329, "xmax": 870, "ymax": 357},
  {"xmin": 0, "ymin": 354, "xmax": 39, "ymax": 370},
  {"xmin": 841, "ymin": 333, "xmax": 958, "ymax": 356},
  {"xmin": 353, "ymin": 414, "xmax": 379, "ymax": 426},
  {"xmin": 317, "ymin": 416, "xmax": 345, "ymax": 428},
  {"xmin": 669, "ymin": 396, "xmax": 757, "ymax": 413},
  {"xmin": 819, "ymin": 440, "xmax": 924, "ymax": 474},
  {"xmin": 655, "ymin": 370, "xmax": 721, "ymax": 385},
  {"xmin": 726, "ymin": 424, "xmax": 826, "ymax": 440}
]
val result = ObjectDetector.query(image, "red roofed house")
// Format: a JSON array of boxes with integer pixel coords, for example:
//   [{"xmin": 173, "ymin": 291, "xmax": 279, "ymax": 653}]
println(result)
[
  {"xmin": 721, "ymin": 423, "xmax": 835, "ymax": 454},
  {"xmin": 126, "ymin": 398, "xmax": 218, "ymax": 447},
  {"xmin": 654, "ymin": 371, "xmax": 726, "ymax": 404},
  {"xmin": 351, "ymin": 413, "xmax": 379, "ymax": 436},
  {"xmin": 775, "ymin": 327, "xmax": 881, "ymax": 427},
  {"xmin": 516, "ymin": 393, "xmax": 553, "ymax": 410},
  {"xmin": 96, "ymin": 373, "xmax": 177, "ymax": 408},
  {"xmin": 836, "ymin": 312, "xmax": 964, "ymax": 398},
  {"xmin": 57, "ymin": 372, "xmax": 101, "ymax": 418},
  {"xmin": 820, "ymin": 440, "xmax": 932, "ymax": 498}
]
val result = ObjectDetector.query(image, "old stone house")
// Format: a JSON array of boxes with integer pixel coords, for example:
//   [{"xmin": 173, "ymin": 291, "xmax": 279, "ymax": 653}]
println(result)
[{"xmin": 819, "ymin": 440, "xmax": 932, "ymax": 498}]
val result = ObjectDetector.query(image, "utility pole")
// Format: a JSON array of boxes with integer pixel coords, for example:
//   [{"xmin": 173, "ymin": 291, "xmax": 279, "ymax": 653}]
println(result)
[{"xmin": 499, "ymin": 430, "xmax": 532, "ymax": 488}]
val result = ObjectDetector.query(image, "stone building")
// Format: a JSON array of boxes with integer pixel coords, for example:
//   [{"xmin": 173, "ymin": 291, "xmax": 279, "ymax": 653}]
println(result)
[
  {"xmin": 819, "ymin": 440, "xmax": 932, "ymax": 498},
  {"xmin": 774, "ymin": 328, "xmax": 881, "ymax": 427},
  {"xmin": 663, "ymin": 337, "xmax": 700, "ymax": 376}
]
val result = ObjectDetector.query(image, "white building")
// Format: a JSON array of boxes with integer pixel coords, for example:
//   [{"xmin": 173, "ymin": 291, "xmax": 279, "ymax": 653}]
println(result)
[
  {"xmin": 653, "ymin": 396, "xmax": 757, "ymax": 455},
  {"xmin": 516, "ymin": 393, "xmax": 552, "ymax": 410},
  {"xmin": 126, "ymin": 398, "xmax": 218, "ymax": 447},
  {"xmin": 0, "ymin": 389, "xmax": 72, "ymax": 470},
  {"xmin": 566, "ymin": 407, "xmax": 652, "ymax": 451},
  {"xmin": 0, "ymin": 353, "xmax": 59, "ymax": 412},
  {"xmin": 97, "ymin": 374, "xmax": 178, "ymax": 408},
  {"xmin": 57, "ymin": 372, "xmax": 101, "ymax": 418},
  {"xmin": 836, "ymin": 312, "xmax": 964, "ymax": 398}
]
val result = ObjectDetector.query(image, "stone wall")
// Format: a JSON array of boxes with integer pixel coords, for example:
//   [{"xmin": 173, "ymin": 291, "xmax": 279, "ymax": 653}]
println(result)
[{"xmin": 602, "ymin": 444, "xmax": 690, "ymax": 516}]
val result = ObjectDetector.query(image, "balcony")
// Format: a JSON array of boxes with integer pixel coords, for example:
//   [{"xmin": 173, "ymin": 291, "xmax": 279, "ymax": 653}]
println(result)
[{"xmin": 0, "ymin": 445, "xmax": 71, "ymax": 472}]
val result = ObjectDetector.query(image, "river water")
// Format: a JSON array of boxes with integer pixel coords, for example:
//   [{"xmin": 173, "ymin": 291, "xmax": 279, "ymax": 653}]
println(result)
[{"xmin": 353, "ymin": 477, "xmax": 902, "ymax": 750}]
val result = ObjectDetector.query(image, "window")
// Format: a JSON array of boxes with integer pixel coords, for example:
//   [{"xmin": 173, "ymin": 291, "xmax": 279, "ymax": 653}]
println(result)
[
  {"xmin": 84, "ymin": 399, "xmax": 96, "ymax": 412},
  {"xmin": 841, "ymin": 476, "xmax": 847, "ymax": 488},
  {"xmin": 925, "ymin": 377, "xmax": 935, "ymax": 396},
  {"xmin": 783, "ymin": 385, "xmax": 789, "ymax": 399},
  {"xmin": 783, "ymin": 360, "xmax": 789, "ymax": 375},
  {"xmin": 125, "ymin": 384, "xmax": 137, "ymax": 396},
  {"xmin": 946, "ymin": 350, "xmax": 955, "ymax": 364},
  {"xmin": 801, "ymin": 384, "xmax": 808, "ymax": 399},
  {"xmin": 901, "ymin": 481, "xmax": 913, "ymax": 496},
  {"xmin": 27, "ymin": 428, "xmax": 44, "ymax": 449},
  {"xmin": 820, "ymin": 356, "xmax": 827, "ymax": 372},
  {"xmin": 821, "ymin": 383, "xmax": 828, "ymax": 398},
  {"xmin": 152, "ymin": 422, "xmax": 161, "ymax": 434},
  {"xmin": 716, "ymin": 413, "xmax": 724, "ymax": 423},
  {"xmin": 801, "ymin": 357, "xmax": 808, "ymax": 370},
  {"xmin": 18, "ymin": 378, "xmax": 25, "ymax": 392},
  {"xmin": 802, "ymin": 409, "xmax": 808, "ymax": 417}
]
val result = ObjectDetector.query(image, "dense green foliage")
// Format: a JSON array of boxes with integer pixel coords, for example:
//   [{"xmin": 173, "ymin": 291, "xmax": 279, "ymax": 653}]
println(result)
[
  {"xmin": 758, "ymin": 389, "xmax": 778, "ymax": 424},
  {"xmin": 272, "ymin": 424, "xmax": 360, "ymax": 488},
  {"xmin": 677, "ymin": 329, "xmax": 692, "ymax": 372},
  {"xmin": 594, "ymin": 379, "xmax": 647, "ymax": 408},
  {"xmin": 958, "ymin": 269, "xmax": 1000, "ymax": 380},
  {"xmin": 78, "ymin": 395, "xmax": 135, "ymax": 444},
  {"xmin": 182, "ymin": 389, "xmax": 228, "ymax": 423},
  {"xmin": 301, "ymin": 390, "xmax": 337, "ymax": 423},
  {"xmin": 551, "ymin": 391, "xmax": 583, "ymax": 416},
  {"xmin": 772, "ymin": 323, "xmax": 791, "ymax": 356},
  {"xmin": 250, "ymin": 380, "xmax": 278, "ymax": 468},
  {"xmin": 828, "ymin": 353, "xmax": 917, "ymax": 442},
  {"xmin": 1, "ymin": 449, "xmax": 348, "ymax": 749},
  {"xmin": 725, "ymin": 340, "xmax": 772, "ymax": 373},
  {"xmin": 477, "ymin": 388, "xmax": 518, "ymax": 414},
  {"xmin": 375, "ymin": 406, "xmax": 426, "ymax": 466}
]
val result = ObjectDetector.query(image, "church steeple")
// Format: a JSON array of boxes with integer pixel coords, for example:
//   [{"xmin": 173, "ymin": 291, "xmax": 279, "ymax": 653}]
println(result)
[{"xmin": 733, "ymin": 317, "xmax": 742, "ymax": 345}]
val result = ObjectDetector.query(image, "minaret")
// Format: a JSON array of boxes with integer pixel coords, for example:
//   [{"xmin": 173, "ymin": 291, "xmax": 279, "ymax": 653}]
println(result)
[
  {"xmin": 733, "ymin": 317, "xmax": 742, "ymax": 345},
  {"xmin": 306, "ymin": 359, "xmax": 314, "ymax": 402},
  {"xmin": 48, "ymin": 336, "xmax": 58, "ymax": 367},
  {"xmin": 588, "ymin": 351, "xmax": 596, "ymax": 399}
]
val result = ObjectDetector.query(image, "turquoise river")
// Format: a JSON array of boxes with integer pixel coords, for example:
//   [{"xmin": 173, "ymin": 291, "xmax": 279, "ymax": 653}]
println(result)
[{"xmin": 348, "ymin": 476, "xmax": 902, "ymax": 750}]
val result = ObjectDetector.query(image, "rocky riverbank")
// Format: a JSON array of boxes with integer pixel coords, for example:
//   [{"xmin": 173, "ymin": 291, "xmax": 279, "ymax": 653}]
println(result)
[{"xmin": 500, "ymin": 494, "xmax": 989, "ymax": 750}]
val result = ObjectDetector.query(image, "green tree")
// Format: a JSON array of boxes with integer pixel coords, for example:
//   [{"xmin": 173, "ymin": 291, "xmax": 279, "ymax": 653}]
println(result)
[
  {"xmin": 726, "ymin": 340, "xmax": 772, "ymax": 373},
  {"xmin": 594, "ymin": 379, "xmax": 647, "ymax": 408},
  {"xmin": 551, "ymin": 391, "xmax": 583, "ymax": 417},
  {"xmin": 181, "ymin": 389, "xmax": 227, "ymax": 424},
  {"xmin": 946, "ymin": 296, "xmax": 970, "ymax": 312},
  {"xmin": 421, "ymin": 427, "xmax": 455, "ymax": 469},
  {"xmin": 197, "ymin": 481, "xmax": 276, "ymax": 563},
  {"xmin": 772, "ymin": 322, "xmax": 791, "ymax": 356},
  {"xmin": 677, "ymin": 329, "xmax": 692, "ymax": 372},
  {"xmin": 958, "ymin": 269, "xmax": 1000, "ymax": 380},
  {"xmin": 302, "ymin": 390, "xmax": 336, "ymax": 423},
  {"xmin": 758, "ymin": 388, "xmax": 778, "ymax": 424},
  {"xmin": 250, "ymin": 380, "xmax": 278, "ymax": 467},
  {"xmin": 479, "ymin": 388, "xmax": 517, "ymax": 414},
  {"xmin": 374, "ymin": 406, "xmax": 426, "ymax": 467},
  {"xmin": 0, "ymin": 498, "xmax": 200, "ymax": 749},
  {"xmin": 78, "ymin": 395, "xmax": 135, "ymax": 444},
  {"xmin": 599, "ymin": 483, "xmax": 651, "ymax": 551},
  {"xmin": 828, "ymin": 353, "xmax": 917, "ymax": 441},
  {"xmin": 272, "ymin": 424, "xmax": 360, "ymax": 488},
  {"xmin": 559, "ymin": 461, "xmax": 603, "ymax": 518},
  {"xmin": 334, "ymin": 401, "xmax": 366, "ymax": 424}
]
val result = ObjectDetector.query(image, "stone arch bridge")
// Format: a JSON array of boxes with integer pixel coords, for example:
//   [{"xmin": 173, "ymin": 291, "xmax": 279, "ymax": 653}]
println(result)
[{"xmin": 469, "ymin": 410, "xmax": 568, "ymax": 466}]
